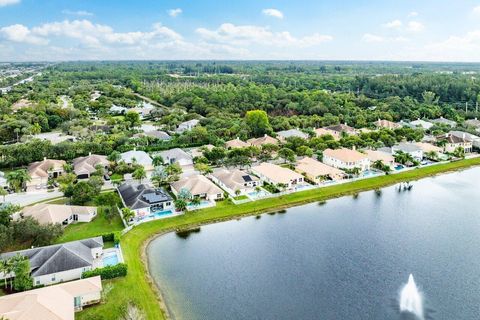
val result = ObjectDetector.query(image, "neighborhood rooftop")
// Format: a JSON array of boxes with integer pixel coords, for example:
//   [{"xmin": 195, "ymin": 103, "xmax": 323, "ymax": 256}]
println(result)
[{"xmin": 118, "ymin": 183, "xmax": 172, "ymax": 210}]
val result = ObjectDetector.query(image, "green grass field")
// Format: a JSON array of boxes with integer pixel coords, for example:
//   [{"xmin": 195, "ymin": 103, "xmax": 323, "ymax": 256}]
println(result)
[{"xmin": 73, "ymin": 158, "xmax": 480, "ymax": 320}]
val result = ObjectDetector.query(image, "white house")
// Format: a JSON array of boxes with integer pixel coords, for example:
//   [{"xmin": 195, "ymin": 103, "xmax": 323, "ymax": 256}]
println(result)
[
  {"xmin": 0, "ymin": 276, "xmax": 102, "ymax": 319},
  {"xmin": 409, "ymin": 119, "xmax": 434, "ymax": 130},
  {"xmin": 323, "ymin": 148, "xmax": 370, "ymax": 171},
  {"xmin": 295, "ymin": 157, "xmax": 344, "ymax": 184},
  {"xmin": 391, "ymin": 143, "xmax": 424, "ymax": 161},
  {"xmin": 176, "ymin": 119, "xmax": 200, "ymax": 133},
  {"xmin": 117, "ymin": 182, "xmax": 173, "ymax": 218},
  {"xmin": 120, "ymin": 149, "xmax": 154, "ymax": 171},
  {"xmin": 0, "ymin": 237, "xmax": 104, "ymax": 287},
  {"xmin": 276, "ymin": 129, "xmax": 309, "ymax": 142},
  {"xmin": 251, "ymin": 163, "xmax": 305, "ymax": 190},
  {"xmin": 27, "ymin": 158, "xmax": 66, "ymax": 190},
  {"xmin": 210, "ymin": 168, "xmax": 261, "ymax": 196},
  {"xmin": 437, "ymin": 133, "xmax": 473, "ymax": 153},
  {"xmin": 22, "ymin": 204, "xmax": 97, "ymax": 226},
  {"xmin": 157, "ymin": 148, "xmax": 194, "ymax": 166}
]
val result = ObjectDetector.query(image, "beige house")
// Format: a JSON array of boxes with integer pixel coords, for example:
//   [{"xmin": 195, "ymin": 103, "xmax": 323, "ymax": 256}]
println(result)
[
  {"xmin": 0, "ymin": 276, "xmax": 102, "ymax": 320},
  {"xmin": 171, "ymin": 175, "xmax": 224, "ymax": 201},
  {"xmin": 323, "ymin": 148, "xmax": 370, "ymax": 171},
  {"xmin": 437, "ymin": 133, "xmax": 473, "ymax": 153},
  {"xmin": 27, "ymin": 158, "xmax": 66, "ymax": 190},
  {"xmin": 22, "ymin": 204, "xmax": 97, "ymax": 226},
  {"xmin": 324, "ymin": 124, "xmax": 357, "ymax": 139},
  {"xmin": 247, "ymin": 134, "xmax": 279, "ymax": 147},
  {"xmin": 295, "ymin": 157, "xmax": 344, "ymax": 184},
  {"xmin": 374, "ymin": 119, "xmax": 401, "ymax": 130},
  {"xmin": 73, "ymin": 154, "xmax": 109, "ymax": 179},
  {"xmin": 363, "ymin": 150, "xmax": 395, "ymax": 167},
  {"xmin": 251, "ymin": 163, "xmax": 304, "ymax": 189},
  {"xmin": 314, "ymin": 128, "xmax": 338, "ymax": 140},
  {"xmin": 414, "ymin": 142, "xmax": 442, "ymax": 154},
  {"xmin": 225, "ymin": 137, "xmax": 250, "ymax": 149},
  {"xmin": 210, "ymin": 168, "xmax": 261, "ymax": 196}
]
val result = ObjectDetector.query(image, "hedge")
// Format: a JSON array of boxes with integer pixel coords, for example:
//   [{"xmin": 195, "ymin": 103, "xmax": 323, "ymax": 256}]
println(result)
[
  {"xmin": 82, "ymin": 263, "xmax": 127, "ymax": 280},
  {"xmin": 101, "ymin": 231, "xmax": 121, "ymax": 245}
]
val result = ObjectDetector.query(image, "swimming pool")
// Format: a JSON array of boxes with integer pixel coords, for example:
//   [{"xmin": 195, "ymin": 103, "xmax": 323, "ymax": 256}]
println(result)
[
  {"xmin": 187, "ymin": 200, "xmax": 213, "ymax": 210},
  {"xmin": 247, "ymin": 189, "xmax": 270, "ymax": 199},
  {"xmin": 394, "ymin": 165, "xmax": 405, "ymax": 171},
  {"xmin": 148, "ymin": 209, "xmax": 173, "ymax": 219},
  {"xmin": 361, "ymin": 170, "xmax": 379, "ymax": 177},
  {"xmin": 103, "ymin": 252, "xmax": 119, "ymax": 267}
]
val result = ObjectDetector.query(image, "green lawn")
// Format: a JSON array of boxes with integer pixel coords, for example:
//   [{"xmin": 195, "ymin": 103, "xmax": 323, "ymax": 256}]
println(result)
[
  {"xmin": 57, "ymin": 212, "xmax": 124, "ymax": 244},
  {"xmin": 233, "ymin": 195, "xmax": 249, "ymax": 200},
  {"xmin": 74, "ymin": 158, "xmax": 480, "ymax": 320}
]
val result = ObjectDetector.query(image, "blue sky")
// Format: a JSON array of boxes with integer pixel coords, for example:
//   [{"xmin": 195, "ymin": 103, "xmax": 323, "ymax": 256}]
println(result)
[{"xmin": 1, "ymin": 0, "xmax": 480, "ymax": 61}]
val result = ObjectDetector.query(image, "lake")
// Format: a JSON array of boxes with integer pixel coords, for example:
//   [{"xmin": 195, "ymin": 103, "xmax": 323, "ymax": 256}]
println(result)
[{"xmin": 147, "ymin": 168, "xmax": 480, "ymax": 320}]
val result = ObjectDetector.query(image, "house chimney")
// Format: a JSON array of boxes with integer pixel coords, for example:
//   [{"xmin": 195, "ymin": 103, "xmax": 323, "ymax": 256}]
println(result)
[
  {"xmin": 43, "ymin": 157, "xmax": 46, "ymax": 161},
  {"xmin": 463, "ymin": 133, "xmax": 466, "ymax": 139},
  {"xmin": 88, "ymin": 152, "xmax": 92, "ymax": 156},
  {"xmin": 352, "ymin": 146, "xmax": 356, "ymax": 151},
  {"xmin": 264, "ymin": 134, "xmax": 267, "ymax": 137}
]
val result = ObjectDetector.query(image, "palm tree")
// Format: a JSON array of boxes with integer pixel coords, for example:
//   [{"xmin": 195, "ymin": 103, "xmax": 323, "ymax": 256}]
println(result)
[
  {"xmin": 425, "ymin": 151, "xmax": 438, "ymax": 161},
  {"xmin": 0, "ymin": 259, "xmax": 8, "ymax": 289},
  {"xmin": 190, "ymin": 196, "xmax": 201, "ymax": 208},
  {"xmin": 152, "ymin": 156, "xmax": 164, "ymax": 167},
  {"xmin": 174, "ymin": 199, "xmax": 187, "ymax": 212},
  {"xmin": 132, "ymin": 167, "xmax": 146, "ymax": 183},
  {"xmin": 6, "ymin": 169, "xmax": 31, "ymax": 193}
]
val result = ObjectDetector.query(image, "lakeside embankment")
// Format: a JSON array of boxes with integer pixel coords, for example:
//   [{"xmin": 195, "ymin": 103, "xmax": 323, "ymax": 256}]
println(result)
[{"xmin": 76, "ymin": 157, "xmax": 480, "ymax": 320}]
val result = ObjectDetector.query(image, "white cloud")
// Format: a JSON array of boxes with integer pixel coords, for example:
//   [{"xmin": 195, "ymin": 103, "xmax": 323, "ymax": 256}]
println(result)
[
  {"xmin": 168, "ymin": 8, "xmax": 182, "ymax": 17},
  {"xmin": 262, "ymin": 8, "xmax": 284, "ymax": 19},
  {"xmin": 61, "ymin": 10, "xmax": 94, "ymax": 16},
  {"xmin": 408, "ymin": 11, "xmax": 418, "ymax": 18},
  {"xmin": 196, "ymin": 23, "xmax": 331, "ymax": 47},
  {"xmin": 423, "ymin": 30, "xmax": 480, "ymax": 61},
  {"xmin": 0, "ymin": 24, "xmax": 47, "ymax": 45},
  {"xmin": 383, "ymin": 20, "xmax": 402, "ymax": 29},
  {"xmin": 362, "ymin": 33, "xmax": 384, "ymax": 43},
  {"xmin": 407, "ymin": 21, "xmax": 424, "ymax": 32},
  {"xmin": 0, "ymin": 0, "xmax": 19, "ymax": 7}
]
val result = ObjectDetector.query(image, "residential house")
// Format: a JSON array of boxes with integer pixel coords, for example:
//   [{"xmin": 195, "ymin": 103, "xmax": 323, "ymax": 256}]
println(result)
[
  {"xmin": 157, "ymin": 148, "xmax": 194, "ymax": 166},
  {"xmin": 189, "ymin": 144, "xmax": 215, "ymax": 159},
  {"xmin": 363, "ymin": 150, "xmax": 395, "ymax": 168},
  {"xmin": 132, "ymin": 101, "xmax": 155, "ymax": 119},
  {"xmin": 247, "ymin": 134, "xmax": 279, "ymax": 147},
  {"xmin": 117, "ymin": 182, "xmax": 173, "ymax": 217},
  {"xmin": 276, "ymin": 129, "xmax": 309, "ymax": 142},
  {"xmin": 171, "ymin": 175, "xmax": 224, "ymax": 202},
  {"xmin": 120, "ymin": 149, "xmax": 154, "ymax": 171},
  {"xmin": 314, "ymin": 128, "xmax": 337, "ymax": 140},
  {"xmin": 142, "ymin": 130, "xmax": 171, "ymax": 141},
  {"xmin": 0, "ymin": 276, "xmax": 102, "ymax": 320},
  {"xmin": 323, "ymin": 148, "xmax": 370, "ymax": 171},
  {"xmin": 409, "ymin": 119, "xmax": 434, "ymax": 130},
  {"xmin": 22, "ymin": 204, "xmax": 97, "ymax": 226},
  {"xmin": 324, "ymin": 123, "xmax": 357, "ymax": 138},
  {"xmin": 431, "ymin": 117, "xmax": 457, "ymax": 128},
  {"xmin": 210, "ymin": 168, "xmax": 261, "ymax": 196},
  {"xmin": 295, "ymin": 157, "xmax": 344, "ymax": 184},
  {"xmin": 109, "ymin": 104, "xmax": 128, "ymax": 115},
  {"xmin": 251, "ymin": 163, "xmax": 304, "ymax": 189},
  {"xmin": 225, "ymin": 137, "xmax": 250, "ymax": 149},
  {"xmin": 465, "ymin": 118, "xmax": 480, "ymax": 129},
  {"xmin": 89, "ymin": 125, "xmax": 112, "ymax": 134},
  {"xmin": 391, "ymin": 142, "xmax": 424, "ymax": 161},
  {"xmin": 0, "ymin": 237, "xmax": 104, "ymax": 286},
  {"xmin": 374, "ymin": 119, "xmax": 402, "ymax": 130},
  {"xmin": 449, "ymin": 130, "xmax": 480, "ymax": 149},
  {"xmin": 176, "ymin": 119, "xmax": 200, "ymax": 133},
  {"xmin": 414, "ymin": 142, "xmax": 443, "ymax": 154},
  {"xmin": 27, "ymin": 158, "xmax": 66, "ymax": 190},
  {"xmin": 73, "ymin": 153, "xmax": 109, "ymax": 179},
  {"xmin": 437, "ymin": 133, "xmax": 473, "ymax": 153}
]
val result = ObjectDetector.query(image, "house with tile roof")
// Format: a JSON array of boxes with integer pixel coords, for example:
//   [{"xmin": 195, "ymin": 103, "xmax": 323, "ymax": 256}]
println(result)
[
  {"xmin": 210, "ymin": 168, "xmax": 261, "ymax": 196},
  {"xmin": 374, "ymin": 119, "xmax": 402, "ymax": 130},
  {"xmin": 225, "ymin": 137, "xmax": 250, "ymax": 149},
  {"xmin": 276, "ymin": 129, "xmax": 309, "ymax": 142},
  {"xmin": 0, "ymin": 237, "xmax": 104, "ymax": 286},
  {"xmin": 247, "ymin": 134, "xmax": 279, "ymax": 147},
  {"xmin": 27, "ymin": 158, "xmax": 66, "ymax": 190},
  {"xmin": 0, "ymin": 276, "xmax": 102, "ymax": 319},
  {"xmin": 251, "ymin": 163, "xmax": 305, "ymax": 190},
  {"xmin": 171, "ymin": 175, "xmax": 224, "ymax": 202},
  {"xmin": 22, "ymin": 204, "xmax": 97, "ymax": 226},
  {"xmin": 295, "ymin": 157, "xmax": 344, "ymax": 184},
  {"xmin": 120, "ymin": 149, "xmax": 153, "ymax": 171},
  {"xmin": 323, "ymin": 148, "xmax": 370, "ymax": 171},
  {"xmin": 157, "ymin": 148, "xmax": 193, "ymax": 166},
  {"xmin": 437, "ymin": 133, "xmax": 473, "ymax": 153},
  {"xmin": 73, "ymin": 153, "xmax": 109, "ymax": 179}
]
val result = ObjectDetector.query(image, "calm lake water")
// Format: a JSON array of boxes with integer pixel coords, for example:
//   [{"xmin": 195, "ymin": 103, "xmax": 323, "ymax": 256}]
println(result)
[{"xmin": 147, "ymin": 168, "xmax": 480, "ymax": 320}]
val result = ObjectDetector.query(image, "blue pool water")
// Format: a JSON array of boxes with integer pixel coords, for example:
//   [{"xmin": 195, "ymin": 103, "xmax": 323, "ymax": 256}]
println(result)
[
  {"xmin": 103, "ymin": 253, "xmax": 119, "ymax": 267},
  {"xmin": 362, "ymin": 169, "xmax": 379, "ymax": 177},
  {"xmin": 247, "ymin": 190, "xmax": 269, "ymax": 199},
  {"xmin": 148, "ymin": 210, "xmax": 173, "ymax": 219},
  {"xmin": 187, "ymin": 200, "xmax": 212, "ymax": 210},
  {"xmin": 395, "ymin": 164, "xmax": 405, "ymax": 171}
]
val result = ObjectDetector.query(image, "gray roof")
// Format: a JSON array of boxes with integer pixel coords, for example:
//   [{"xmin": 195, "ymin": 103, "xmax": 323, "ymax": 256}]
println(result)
[
  {"xmin": 276, "ymin": 129, "xmax": 308, "ymax": 139},
  {"xmin": 144, "ymin": 131, "xmax": 171, "ymax": 140},
  {"xmin": 431, "ymin": 117, "xmax": 456, "ymax": 127},
  {"xmin": 118, "ymin": 182, "xmax": 172, "ymax": 210},
  {"xmin": 0, "ymin": 237, "xmax": 103, "ymax": 277},
  {"xmin": 157, "ymin": 148, "xmax": 192, "ymax": 163},
  {"xmin": 449, "ymin": 131, "xmax": 480, "ymax": 142},
  {"xmin": 392, "ymin": 142, "xmax": 422, "ymax": 153}
]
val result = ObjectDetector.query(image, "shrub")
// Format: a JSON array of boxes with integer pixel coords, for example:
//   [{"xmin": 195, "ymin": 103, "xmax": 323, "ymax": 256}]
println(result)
[
  {"xmin": 101, "ymin": 231, "xmax": 121, "ymax": 245},
  {"xmin": 82, "ymin": 263, "xmax": 127, "ymax": 280}
]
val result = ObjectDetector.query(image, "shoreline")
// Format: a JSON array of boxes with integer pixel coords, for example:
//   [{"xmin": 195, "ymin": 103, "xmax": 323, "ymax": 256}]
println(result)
[{"xmin": 137, "ymin": 160, "xmax": 480, "ymax": 320}]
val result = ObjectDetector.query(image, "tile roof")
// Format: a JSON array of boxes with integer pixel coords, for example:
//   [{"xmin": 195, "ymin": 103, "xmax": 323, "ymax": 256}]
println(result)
[
  {"xmin": 251, "ymin": 163, "xmax": 303, "ymax": 184},
  {"xmin": 295, "ymin": 157, "xmax": 344, "ymax": 178},
  {"xmin": 323, "ymin": 148, "xmax": 368, "ymax": 163},
  {"xmin": 247, "ymin": 135, "xmax": 279, "ymax": 146},
  {"xmin": 211, "ymin": 168, "xmax": 259, "ymax": 191},
  {"xmin": 0, "ymin": 237, "xmax": 103, "ymax": 277},
  {"xmin": 22, "ymin": 204, "xmax": 96, "ymax": 225},
  {"xmin": 28, "ymin": 159, "xmax": 66, "ymax": 178},
  {"xmin": 117, "ymin": 183, "xmax": 172, "ymax": 210},
  {"xmin": 171, "ymin": 175, "xmax": 223, "ymax": 196},
  {"xmin": 72, "ymin": 154, "xmax": 109, "ymax": 176},
  {"xmin": 225, "ymin": 138, "xmax": 250, "ymax": 149}
]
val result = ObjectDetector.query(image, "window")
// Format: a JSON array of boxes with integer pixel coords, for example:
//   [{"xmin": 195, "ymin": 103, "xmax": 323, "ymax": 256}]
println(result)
[
  {"xmin": 51, "ymin": 275, "xmax": 56, "ymax": 282},
  {"xmin": 36, "ymin": 280, "xmax": 40, "ymax": 285}
]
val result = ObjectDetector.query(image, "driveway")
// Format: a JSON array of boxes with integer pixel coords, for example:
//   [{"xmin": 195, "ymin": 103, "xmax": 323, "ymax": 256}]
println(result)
[{"xmin": 4, "ymin": 190, "xmax": 63, "ymax": 207}]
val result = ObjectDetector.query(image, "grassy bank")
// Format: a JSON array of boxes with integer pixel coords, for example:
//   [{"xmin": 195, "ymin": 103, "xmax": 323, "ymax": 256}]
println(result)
[{"xmin": 75, "ymin": 158, "xmax": 480, "ymax": 320}]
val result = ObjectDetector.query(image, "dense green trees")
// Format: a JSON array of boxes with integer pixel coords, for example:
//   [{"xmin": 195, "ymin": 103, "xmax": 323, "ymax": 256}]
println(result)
[{"xmin": 245, "ymin": 110, "xmax": 273, "ymax": 137}]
